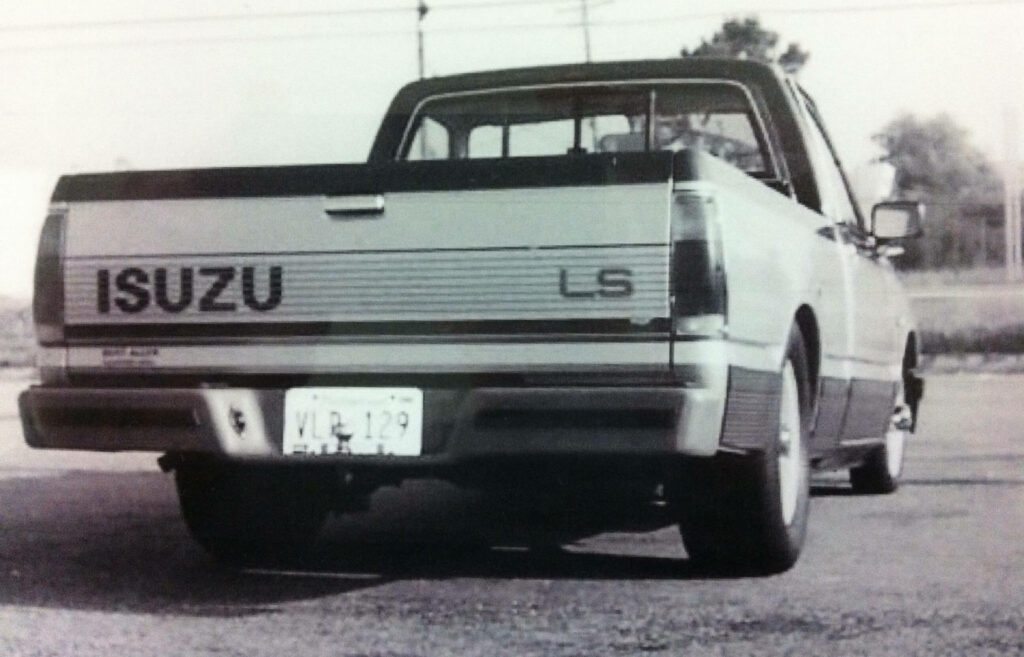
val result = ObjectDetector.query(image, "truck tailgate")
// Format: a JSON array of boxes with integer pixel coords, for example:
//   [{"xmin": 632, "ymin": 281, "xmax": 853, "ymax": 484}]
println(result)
[{"xmin": 57, "ymin": 160, "xmax": 674, "ymax": 351}]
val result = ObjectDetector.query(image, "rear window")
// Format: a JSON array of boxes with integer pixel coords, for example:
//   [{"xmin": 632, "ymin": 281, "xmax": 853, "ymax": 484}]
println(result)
[{"xmin": 401, "ymin": 82, "xmax": 773, "ymax": 176}]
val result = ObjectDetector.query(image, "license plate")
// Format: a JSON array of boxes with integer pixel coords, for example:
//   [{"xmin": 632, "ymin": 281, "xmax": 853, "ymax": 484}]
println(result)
[{"xmin": 282, "ymin": 387, "xmax": 423, "ymax": 456}]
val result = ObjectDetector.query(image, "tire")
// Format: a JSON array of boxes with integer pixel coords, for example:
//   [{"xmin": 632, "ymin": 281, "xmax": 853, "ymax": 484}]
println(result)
[
  {"xmin": 849, "ymin": 377, "xmax": 910, "ymax": 494},
  {"xmin": 174, "ymin": 460, "xmax": 333, "ymax": 567},
  {"xmin": 676, "ymin": 325, "xmax": 811, "ymax": 575}
]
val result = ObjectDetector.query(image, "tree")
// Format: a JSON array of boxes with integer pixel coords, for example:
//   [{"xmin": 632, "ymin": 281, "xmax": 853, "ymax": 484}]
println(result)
[
  {"xmin": 681, "ymin": 17, "xmax": 810, "ymax": 74},
  {"xmin": 873, "ymin": 114, "xmax": 1003, "ymax": 269},
  {"xmin": 874, "ymin": 113, "xmax": 999, "ymax": 201}
]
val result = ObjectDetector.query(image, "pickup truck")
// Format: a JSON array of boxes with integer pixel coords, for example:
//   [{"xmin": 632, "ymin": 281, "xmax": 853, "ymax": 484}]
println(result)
[{"xmin": 19, "ymin": 58, "xmax": 923, "ymax": 574}]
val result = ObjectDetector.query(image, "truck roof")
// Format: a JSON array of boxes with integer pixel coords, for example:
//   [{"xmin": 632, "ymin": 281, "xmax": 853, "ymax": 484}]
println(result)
[{"xmin": 391, "ymin": 57, "xmax": 783, "ymax": 99}]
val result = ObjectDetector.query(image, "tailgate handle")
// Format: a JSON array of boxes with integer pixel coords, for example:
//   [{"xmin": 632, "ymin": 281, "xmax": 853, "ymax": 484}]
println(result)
[{"xmin": 323, "ymin": 194, "xmax": 385, "ymax": 217}]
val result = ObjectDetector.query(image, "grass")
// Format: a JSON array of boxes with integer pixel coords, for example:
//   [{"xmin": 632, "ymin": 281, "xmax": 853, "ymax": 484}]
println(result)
[
  {"xmin": 902, "ymin": 269, "xmax": 1024, "ymax": 354},
  {"xmin": 897, "ymin": 266, "xmax": 1013, "ymax": 287},
  {"xmin": 910, "ymin": 294, "xmax": 1024, "ymax": 323},
  {"xmin": 918, "ymin": 326, "xmax": 1024, "ymax": 355}
]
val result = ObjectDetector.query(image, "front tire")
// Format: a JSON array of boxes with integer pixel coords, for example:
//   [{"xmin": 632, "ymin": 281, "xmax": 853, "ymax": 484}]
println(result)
[
  {"xmin": 849, "ymin": 378, "xmax": 910, "ymax": 494},
  {"xmin": 676, "ymin": 325, "xmax": 812, "ymax": 575},
  {"xmin": 174, "ymin": 460, "xmax": 333, "ymax": 567}
]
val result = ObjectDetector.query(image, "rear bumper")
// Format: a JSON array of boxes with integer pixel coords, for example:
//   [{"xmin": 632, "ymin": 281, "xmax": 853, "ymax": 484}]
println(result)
[{"xmin": 19, "ymin": 383, "xmax": 727, "ymax": 461}]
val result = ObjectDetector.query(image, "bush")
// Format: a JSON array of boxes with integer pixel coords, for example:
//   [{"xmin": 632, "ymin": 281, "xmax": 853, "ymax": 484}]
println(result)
[{"xmin": 920, "ymin": 326, "xmax": 1024, "ymax": 355}]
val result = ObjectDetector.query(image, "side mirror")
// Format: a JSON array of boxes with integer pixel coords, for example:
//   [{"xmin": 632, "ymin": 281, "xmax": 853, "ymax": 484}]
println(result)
[{"xmin": 871, "ymin": 201, "xmax": 924, "ymax": 242}]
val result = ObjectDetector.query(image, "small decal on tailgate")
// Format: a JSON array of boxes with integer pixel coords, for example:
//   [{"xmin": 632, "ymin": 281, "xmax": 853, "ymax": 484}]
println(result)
[{"xmin": 101, "ymin": 346, "xmax": 159, "ymax": 367}]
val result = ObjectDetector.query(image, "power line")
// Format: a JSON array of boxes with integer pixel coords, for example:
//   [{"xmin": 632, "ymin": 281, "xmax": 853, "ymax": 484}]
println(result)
[
  {"xmin": 0, "ymin": 20, "xmax": 594, "ymax": 54},
  {"xmin": 0, "ymin": 0, "xmax": 576, "ymax": 35},
  {"xmin": 0, "ymin": 6, "xmax": 412, "ymax": 35},
  {"xmin": 0, "ymin": 0, "xmax": 1018, "ymax": 38},
  {"xmin": 763, "ymin": 0, "xmax": 1023, "ymax": 14},
  {"xmin": 0, "ymin": 0, "xmax": 1019, "ymax": 53},
  {"xmin": 429, "ymin": 0, "xmax": 579, "ymax": 9},
  {"xmin": 0, "ymin": 20, "xmax": 589, "ymax": 54},
  {"xmin": 426, "ymin": 18, "xmax": 576, "ymax": 33},
  {"xmin": 0, "ymin": 29, "xmax": 415, "ymax": 54},
  {"xmin": 588, "ymin": 0, "xmax": 1024, "ymax": 27}
]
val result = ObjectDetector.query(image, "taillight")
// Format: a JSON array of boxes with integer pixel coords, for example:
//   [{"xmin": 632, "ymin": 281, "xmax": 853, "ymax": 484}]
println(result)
[
  {"xmin": 670, "ymin": 190, "xmax": 726, "ymax": 334},
  {"xmin": 33, "ymin": 205, "xmax": 67, "ymax": 345}
]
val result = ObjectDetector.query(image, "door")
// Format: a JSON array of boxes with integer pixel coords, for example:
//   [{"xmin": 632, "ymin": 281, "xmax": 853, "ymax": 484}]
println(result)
[{"xmin": 795, "ymin": 89, "xmax": 900, "ymax": 444}]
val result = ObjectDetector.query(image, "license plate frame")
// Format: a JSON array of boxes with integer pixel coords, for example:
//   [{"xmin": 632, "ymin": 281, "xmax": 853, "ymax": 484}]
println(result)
[{"xmin": 282, "ymin": 387, "xmax": 423, "ymax": 456}]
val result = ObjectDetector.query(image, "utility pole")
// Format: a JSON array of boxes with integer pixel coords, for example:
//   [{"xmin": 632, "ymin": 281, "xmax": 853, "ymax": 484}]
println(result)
[
  {"xmin": 580, "ymin": 0, "xmax": 592, "ymax": 63},
  {"xmin": 1003, "ymin": 107, "xmax": 1022, "ymax": 281},
  {"xmin": 417, "ymin": 0, "xmax": 429, "ymax": 79},
  {"xmin": 578, "ymin": 0, "xmax": 601, "ymax": 150},
  {"xmin": 416, "ymin": 1, "xmax": 429, "ymax": 159}
]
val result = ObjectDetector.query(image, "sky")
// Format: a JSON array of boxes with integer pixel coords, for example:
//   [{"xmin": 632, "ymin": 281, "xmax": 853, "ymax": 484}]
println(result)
[{"xmin": 1, "ymin": 0, "xmax": 1022, "ymax": 298}]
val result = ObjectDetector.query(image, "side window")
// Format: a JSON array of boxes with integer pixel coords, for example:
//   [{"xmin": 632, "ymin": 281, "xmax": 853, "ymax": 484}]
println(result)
[
  {"xmin": 508, "ymin": 119, "xmax": 575, "ymax": 157},
  {"xmin": 653, "ymin": 85, "xmax": 771, "ymax": 175},
  {"xmin": 586, "ymin": 114, "xmax": 640, "ymax": 153},
  {"xmin": 797, "ymin": 95, "xmax": 861, "ymax": 228},
  {"xmin": 405, "ymin": 117, "xmax": 450, "ymax": 161},
  {"xmin": 468, "ymin": 125, "xmax": 502, "ymax": 158}
]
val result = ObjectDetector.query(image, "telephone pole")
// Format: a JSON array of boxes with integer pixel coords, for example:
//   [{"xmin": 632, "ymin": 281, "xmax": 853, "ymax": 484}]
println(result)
[
  {"xmin": 578, "ymin": 0, "xmax": 609, "ymax": 150},
  {"xmin": 1003, "ymin": 107, "xmax": 1022, "ymax": 281},
  {"xmin": 580, "ymin": 0, "xmax": 592, "ymax": 63},
  {"xmin": 417, "ymin": 0, "xmax": 429, "ymax": 79},
  {"xmin": 569, "ymin": 0, "xmax": 613, "ymax": 63}
]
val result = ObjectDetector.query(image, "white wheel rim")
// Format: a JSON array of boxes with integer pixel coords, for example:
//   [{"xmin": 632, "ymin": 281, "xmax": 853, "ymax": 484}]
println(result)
[
  {"xmin": 778, "ymin": 361, "xmax": 802, "ymax": 527},
  {"xmin": 886, "ymin": 381, "xmax": 910, "ymax": 478},
  {"xmin": 885, "ymin": 429, "xmax": 905, "ymax": 478}
]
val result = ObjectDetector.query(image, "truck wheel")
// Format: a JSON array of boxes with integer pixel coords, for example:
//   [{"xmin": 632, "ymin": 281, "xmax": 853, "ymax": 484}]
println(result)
[
  {"xmin": 676, "ymin": 326, "xmax": 811, "ymax": 575},
  {"xmin": 174, "ymin": 460, "xmax": 332, "ymax": 567},
  {"xmin": 849, "ymin": 378, "xmax": 910, "ymax": 494}
]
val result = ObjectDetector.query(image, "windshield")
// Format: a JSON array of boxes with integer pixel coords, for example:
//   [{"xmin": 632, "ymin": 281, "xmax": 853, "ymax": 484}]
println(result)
[{"xmin": 400, "ymin": 82, "xmax": 773, "ymax": 176}]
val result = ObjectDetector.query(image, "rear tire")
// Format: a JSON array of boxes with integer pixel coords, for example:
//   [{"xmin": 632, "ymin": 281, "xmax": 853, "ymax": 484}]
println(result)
[
  {"xmin": 676, "ymin": 325, "xmax": 811, "ymax": 575},
  {"xmin": 175, "ymin": 460, "xmax": 333, "ymax": 567}
]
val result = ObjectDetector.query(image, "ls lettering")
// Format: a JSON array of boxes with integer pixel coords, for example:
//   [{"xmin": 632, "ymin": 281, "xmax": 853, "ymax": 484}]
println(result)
[{"xmin": 558, "ymin": 268, "xmax": 634, "ymax": 299}]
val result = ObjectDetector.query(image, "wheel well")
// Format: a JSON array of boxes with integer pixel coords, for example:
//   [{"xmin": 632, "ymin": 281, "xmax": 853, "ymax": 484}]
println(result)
[
  {"xmin": 794, "ymin": 305, "xmax": 820, "ymax": 395},
  {"xmin": 904, "ymin": 331, "xmax": 919, "ymax": 372},
  {"xmin": 902, "ymin": 331, "xmax": 923, "ymax": 432}
]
